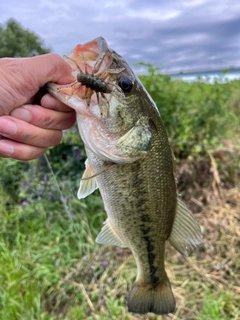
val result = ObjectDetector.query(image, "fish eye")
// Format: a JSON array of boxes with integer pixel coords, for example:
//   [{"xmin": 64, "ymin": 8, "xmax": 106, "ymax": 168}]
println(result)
[{"xmin": 118, "ymin": 76, "xmax": 133, "ymax": 93}]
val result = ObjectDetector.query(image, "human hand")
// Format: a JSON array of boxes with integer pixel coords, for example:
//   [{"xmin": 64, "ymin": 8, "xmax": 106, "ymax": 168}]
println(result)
[{"xmin": 0, "ymin": 54, "xmax": 76, "ymax": 160}]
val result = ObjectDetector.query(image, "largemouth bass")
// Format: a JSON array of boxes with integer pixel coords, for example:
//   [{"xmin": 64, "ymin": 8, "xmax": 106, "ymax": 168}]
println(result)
[{"xmin": 47, "ymin": 37, "xmax": 202, "ymax": 316}]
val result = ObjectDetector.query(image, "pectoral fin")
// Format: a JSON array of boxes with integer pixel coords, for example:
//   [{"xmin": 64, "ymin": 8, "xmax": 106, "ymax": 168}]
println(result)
[
  {"xmin": 77, "ymin": 159, "xmax": 98, "ymax": 199},
  {"xmin": 168, "ymin": 199, "xmax": 203, "ymax": 256},
  {"xmin": 96, "ymin": 219, "xmax": 127, "ymax": 248}
]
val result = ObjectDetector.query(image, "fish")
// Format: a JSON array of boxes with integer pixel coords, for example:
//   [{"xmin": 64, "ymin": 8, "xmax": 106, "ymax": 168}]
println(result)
[{"xmin": 47, "ymin": 37, "xmax": 203, "ymax": 316}]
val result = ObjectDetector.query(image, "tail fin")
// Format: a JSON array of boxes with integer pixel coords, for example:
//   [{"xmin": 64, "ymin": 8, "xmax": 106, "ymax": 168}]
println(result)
[{"xmin": 127, "ymin": 280, "xmax": 176, "ymax": 315}]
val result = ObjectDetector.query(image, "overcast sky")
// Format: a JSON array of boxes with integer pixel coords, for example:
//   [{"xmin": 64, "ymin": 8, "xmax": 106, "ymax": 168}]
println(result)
[{"xmin": 1, "ymin": 0, "xmax": 240, "ymax": 73}]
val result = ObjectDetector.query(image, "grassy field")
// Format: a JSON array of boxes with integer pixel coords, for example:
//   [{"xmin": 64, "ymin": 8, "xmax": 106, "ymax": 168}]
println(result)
[{"xmin": 0, "ymin": 73, "xmax": 239, "ymax": 319}]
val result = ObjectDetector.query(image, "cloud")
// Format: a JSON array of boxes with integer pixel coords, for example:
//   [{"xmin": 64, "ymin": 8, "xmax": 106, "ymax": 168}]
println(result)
[{"xmin": 1, "ymin": 0, "xmax": 240, "ymax": 72}]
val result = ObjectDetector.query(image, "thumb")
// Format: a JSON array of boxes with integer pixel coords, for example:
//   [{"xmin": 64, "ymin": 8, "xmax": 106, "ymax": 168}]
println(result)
[
  {"xmin": 0, "ymin": 53, "xmax": 74, "ymax": 114},
  {"xmin": 25, "ymin": 53, "xmax": 74, "ymax": 87}
]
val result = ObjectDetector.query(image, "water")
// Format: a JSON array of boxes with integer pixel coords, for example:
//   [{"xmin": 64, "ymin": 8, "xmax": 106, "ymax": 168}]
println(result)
[{"xmin": 168, "ymin": 68, "xmax": 240, "ymax": 82}]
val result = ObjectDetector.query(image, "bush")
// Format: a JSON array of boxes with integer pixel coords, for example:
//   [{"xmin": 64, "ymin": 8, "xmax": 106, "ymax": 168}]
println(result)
[{"xmin": 139, "ymin": 64, "xmax": 239, "ymax": 157}]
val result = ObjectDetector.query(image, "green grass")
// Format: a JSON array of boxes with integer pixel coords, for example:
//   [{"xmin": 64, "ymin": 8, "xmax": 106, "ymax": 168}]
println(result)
[
  {"xmin": 1, "ymin": 162, "xmax": 239, "ymax": 320},
  {"xmin": 0, "ymin": 179, "xmax": 104, "ymax": 320},
  {"xmin": 199, "ymin": 290, "xmax": 239, "ymax": 320},
  {"xmin": 0, "ymin": 185, "xmax": 136, "ymax": 320}
]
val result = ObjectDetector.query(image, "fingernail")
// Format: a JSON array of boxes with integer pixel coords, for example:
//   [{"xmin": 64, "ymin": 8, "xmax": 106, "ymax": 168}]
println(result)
[
  {"xmin": 0, "ymin": 141, "xmax": 14, "ymax": 156},
  {"xmin": 11, "ymin": 108, "xmax": 31, "ymax": 122},
  {"xmin": 0, "ymin": 119, "xmax": 17, "ymax": 136}
]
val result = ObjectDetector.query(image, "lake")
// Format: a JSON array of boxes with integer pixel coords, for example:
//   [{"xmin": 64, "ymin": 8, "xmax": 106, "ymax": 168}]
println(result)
[{"xmin": 167, "ymin": 68, "xmax": 240, "ymax": 82}]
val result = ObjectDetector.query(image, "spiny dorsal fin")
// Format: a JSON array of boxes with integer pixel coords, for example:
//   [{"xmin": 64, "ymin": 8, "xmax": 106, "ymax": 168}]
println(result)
[
  {"xmin": 77, "ymin": 159, "xmax": 98, "ymax": 199},
  {"xmin": 168, "ymin": 198, "xmax": 203, "ymax": 256},
  {"xmin": 96, "ymin": 219, "xmax": 127, "ymax": 248}
]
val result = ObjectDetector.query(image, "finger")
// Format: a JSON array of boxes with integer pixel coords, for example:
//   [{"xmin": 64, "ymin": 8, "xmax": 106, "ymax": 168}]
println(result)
[
  {"xmin": 26, "ymin": 53, "xmax": 74, "ymax": 86},
  {"xmin": 0, "ymin": 54, "xmax": 74, "ymax": 114},
  {"xmin": 0, "ymin": 139, "xmax": 47, "ymax": 160},
  {"xmin": 10, "ymin": 104, "xmax": 76, "ymax": 130},
  {"xmin": 40, "ymin": 93, "xmax": 74, "ymax": 111},
  {"xmin": 0, "ymin": 116, "xmax": 63, "ymax": 148}
]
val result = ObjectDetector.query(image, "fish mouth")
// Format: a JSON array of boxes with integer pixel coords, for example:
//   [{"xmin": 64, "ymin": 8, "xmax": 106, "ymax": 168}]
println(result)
[
  {"xmin": 47, "ymin": 82, "xmax": 92, "ymax": 116},
  {"xmin": 47, "ymin": 37, "xmax": 127, "ymax": 116},
  {"xmin": 47, "ymin": 37, "xmax": 151, "ymax": 163}
]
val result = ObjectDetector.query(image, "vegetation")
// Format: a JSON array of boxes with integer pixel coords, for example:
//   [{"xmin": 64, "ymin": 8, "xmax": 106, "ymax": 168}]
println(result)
[
  {"xmin": 0, "ymin": 19, "xmax": 50, "ymax": 58},
  {"xmin": 138, "ymin": 63, "xmax": 239, "ymax": 157},
  {"xmin": 0, "ymin": 21, "xmax": 239, "ymax": 319}
]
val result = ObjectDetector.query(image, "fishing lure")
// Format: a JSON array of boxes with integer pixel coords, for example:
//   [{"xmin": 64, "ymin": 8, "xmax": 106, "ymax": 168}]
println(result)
[{"xmin": 59, "ymin": 52, "xmax": 124, "ymax": 107}]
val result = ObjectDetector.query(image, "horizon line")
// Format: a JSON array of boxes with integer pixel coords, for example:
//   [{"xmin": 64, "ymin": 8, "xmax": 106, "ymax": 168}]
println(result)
[{"xmin": 164, "ymin": 66, "xmax": 240, "ymax": 76}]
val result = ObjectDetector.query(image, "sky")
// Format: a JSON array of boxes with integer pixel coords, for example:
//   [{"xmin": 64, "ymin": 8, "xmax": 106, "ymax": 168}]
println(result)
[{"xmin": 1, "ymin": 0, "xmax": 240, "ymax": 73}]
